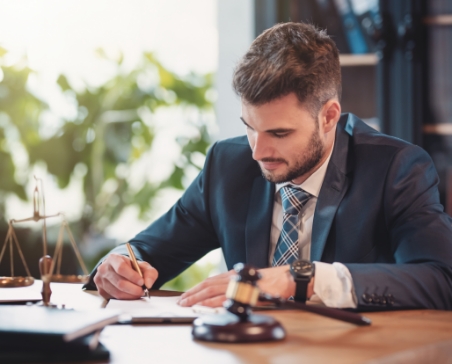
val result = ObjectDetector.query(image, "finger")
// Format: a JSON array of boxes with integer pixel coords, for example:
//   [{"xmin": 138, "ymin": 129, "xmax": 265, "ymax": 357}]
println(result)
[
  {"xmin": 95, "ymin": 273, "xmax": 139, "ymax": 300},
  {"xmin": 101, "ymin": 278, "xmax": 143, "ymax": 300},
  {"xmin": 197, "ymin": 295, "xmax": 227, "ymax": 308},
  {"xmin": 96, "ymin": 257, "xmax": 144, "ymax": 297},
  {"xmin": 179, "ymin": 283, "xmax": 228, "ymax": 307},
  {"xmin": 180, "ymin": 270, "xmax": 235, "ymax": 299},
  {"xmin": 108, "ymin": 266, "xmax": 145, "ymax": 296},
  {"xmin": 94, "ymin": 261, "xmax": 113, "ymax": 294},
  {"xmin": 109, "ymin": 255, "xmax": 144, "ymax": 286},
  {"xmin": 93, "ymin": 273, "xmax": 113, "ymax": 300},
  {"xmin": 138, "ymin": 261, "xmax": 159, "ymax": 289},
  {"xmin": 179, "ymin": 277, "xmax": 230, "ymax": 302},
  {"xmin": 96, "ymin": 285, "xmax": 112, "ymax": 300}
]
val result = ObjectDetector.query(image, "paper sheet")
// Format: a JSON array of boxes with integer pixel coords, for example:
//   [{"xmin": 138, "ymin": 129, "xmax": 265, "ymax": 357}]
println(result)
[
  {"xmin": 107, "ymin": 296, "xmax": 224, "ymax": 322},
  {"xmin": 106, "ymin": 296, "xmax": 224, "ymax": 323}
]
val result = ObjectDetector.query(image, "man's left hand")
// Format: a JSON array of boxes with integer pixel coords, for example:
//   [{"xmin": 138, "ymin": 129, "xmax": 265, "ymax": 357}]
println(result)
[
  {"xmin": 177, "ymin": 269, "xmax": 236, "ymax": 307},
  {"xmin": 178, "ymin": 265, "xmax": 309, "ymax": 307}
]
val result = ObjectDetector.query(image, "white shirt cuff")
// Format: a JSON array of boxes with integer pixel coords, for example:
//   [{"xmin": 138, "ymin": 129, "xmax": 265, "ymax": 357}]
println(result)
[{"xmin": 309, "ymin": 261, "xmax": 357, "ymax": 308}]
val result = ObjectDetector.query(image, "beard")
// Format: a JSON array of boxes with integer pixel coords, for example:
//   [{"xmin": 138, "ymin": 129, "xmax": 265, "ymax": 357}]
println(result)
[{"xmin": 259, "ymin": 126, "xmax": 325, "ymax": 184}]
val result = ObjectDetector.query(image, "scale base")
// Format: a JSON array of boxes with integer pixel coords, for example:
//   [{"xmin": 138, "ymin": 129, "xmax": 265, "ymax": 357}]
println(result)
[{"xmin": 192, "ymin": 312, "xmax": 286, "ymax": 343}]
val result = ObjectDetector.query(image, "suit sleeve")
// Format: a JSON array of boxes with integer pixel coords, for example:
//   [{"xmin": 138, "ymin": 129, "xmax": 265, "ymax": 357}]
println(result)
[
  {"xmin": 346, "ymin": 144, "xmax": 452, "ymax": 311},
  {"xmin": 83, "ymin": 142, "xmax": 221, "ymax": 290}
]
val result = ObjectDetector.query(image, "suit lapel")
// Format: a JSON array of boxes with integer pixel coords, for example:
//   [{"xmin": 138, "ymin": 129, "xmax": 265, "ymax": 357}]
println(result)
[
  {"xmin": 311, "ymin": 115, "xmax": 354, "ymax": 262},
  {"xmin": 245, "ymin": 175, "xmax": 275, "ymax": 268}
]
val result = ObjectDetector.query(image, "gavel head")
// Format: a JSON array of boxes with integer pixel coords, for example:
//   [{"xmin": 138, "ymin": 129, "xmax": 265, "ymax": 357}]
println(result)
[{"xmin": 223, "ymin": 263, "xmax": 261, "ymax": 321}]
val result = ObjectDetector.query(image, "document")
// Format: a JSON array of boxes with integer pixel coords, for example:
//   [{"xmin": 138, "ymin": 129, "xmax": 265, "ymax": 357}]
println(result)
[
  {"xmin": 107, "ymin": 296, "xmax": 224, "ymax": 323},
  {"xmin": 0, "ymin": 305, "xmax": 120, "ymax": 343}
]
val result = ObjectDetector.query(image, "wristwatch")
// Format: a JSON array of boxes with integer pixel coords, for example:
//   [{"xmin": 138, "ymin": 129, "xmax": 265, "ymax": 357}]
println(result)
[{"xmin": 290, "ymin": 259, "xmax": 315, "ymax": 303}]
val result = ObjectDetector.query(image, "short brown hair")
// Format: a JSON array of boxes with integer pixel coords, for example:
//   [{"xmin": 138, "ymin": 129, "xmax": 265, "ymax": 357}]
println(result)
[{"xmin": 233, "ymin": 22, "xmax": 341, "ymax": 115}]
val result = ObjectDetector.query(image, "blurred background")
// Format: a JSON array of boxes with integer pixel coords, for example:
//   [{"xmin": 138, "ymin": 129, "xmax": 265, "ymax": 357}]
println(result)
[{"xmin": 0, "ymin": 0, "xmax": 451, "ymax": 291}]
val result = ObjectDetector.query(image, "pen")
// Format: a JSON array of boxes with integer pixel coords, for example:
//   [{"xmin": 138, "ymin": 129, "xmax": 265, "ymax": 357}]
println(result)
[{"xmin": 126, "ymin": 243, "xmax": 150, "ymax": 299}]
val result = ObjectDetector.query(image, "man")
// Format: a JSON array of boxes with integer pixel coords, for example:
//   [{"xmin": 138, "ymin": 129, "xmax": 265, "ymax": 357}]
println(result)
[{"xmin": 86, "ymin": 23, "xmax": 452, "ymax": 311}]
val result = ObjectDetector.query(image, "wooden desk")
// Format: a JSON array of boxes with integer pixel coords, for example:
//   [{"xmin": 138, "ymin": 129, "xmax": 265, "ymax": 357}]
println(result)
[{"xmin": 8, "ymin": 283, "xmax": 452, "ymax": 364}]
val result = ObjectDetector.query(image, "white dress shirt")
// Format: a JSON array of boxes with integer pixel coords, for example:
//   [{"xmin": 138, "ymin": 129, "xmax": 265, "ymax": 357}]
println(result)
[{"xmin": 269, "ymin": 147, "xmax": 357, "ymax": 308}]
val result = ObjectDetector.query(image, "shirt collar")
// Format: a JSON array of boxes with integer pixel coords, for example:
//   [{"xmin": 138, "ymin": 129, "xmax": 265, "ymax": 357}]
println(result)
[{"xmin": 275, "ymin": 142, "xmax": 334, "ymax": 198}]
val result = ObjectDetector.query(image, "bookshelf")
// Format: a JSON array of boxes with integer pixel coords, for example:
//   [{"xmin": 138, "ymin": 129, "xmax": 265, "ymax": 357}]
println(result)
[
  {"xmin": 339, "ymin": 53, "xmax": 378, "ymax": 127},
  {"xmin": 254, "ymin": 0, "xmax": 380, "ymax": 126},
  {"xmin": 253, "ymin": 0, "xmax": 452, "ymax": 212},
  {"xmin": 339, "ymin": 54, "xmax": 378, "ymax": 67},
  {"xmin": 423, "ymin": 14, "xmax": 452, "ymax": 26}
]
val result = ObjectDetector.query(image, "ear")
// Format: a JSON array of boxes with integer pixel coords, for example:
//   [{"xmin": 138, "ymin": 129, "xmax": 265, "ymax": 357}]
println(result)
[{"xmin": 319, "ymin": 99, "xmax": 341, "ymax": 134}]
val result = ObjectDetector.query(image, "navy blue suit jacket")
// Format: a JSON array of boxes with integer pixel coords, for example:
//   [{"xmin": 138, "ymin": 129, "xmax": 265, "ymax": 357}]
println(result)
[{"xmin": 86, "ymin": 114, "xmax": 452, "ymax": 311}]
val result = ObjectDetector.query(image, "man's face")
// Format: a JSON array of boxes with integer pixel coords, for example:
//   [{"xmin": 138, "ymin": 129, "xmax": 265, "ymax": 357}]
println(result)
[{"xmin": 241, "ymin": 93, "xmax": 327, "ymax": 185}]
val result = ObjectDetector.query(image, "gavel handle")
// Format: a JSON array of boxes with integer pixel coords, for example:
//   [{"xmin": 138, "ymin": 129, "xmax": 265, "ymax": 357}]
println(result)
[{"xmin": 258, "ymin": 294, "xmax": 371, "ymax": 326}]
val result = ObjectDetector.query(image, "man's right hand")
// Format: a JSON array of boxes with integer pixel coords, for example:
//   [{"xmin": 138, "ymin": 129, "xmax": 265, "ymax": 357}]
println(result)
[{"xmin": 93, "ymin": 253, "xmax": 159, "ymax": 300}]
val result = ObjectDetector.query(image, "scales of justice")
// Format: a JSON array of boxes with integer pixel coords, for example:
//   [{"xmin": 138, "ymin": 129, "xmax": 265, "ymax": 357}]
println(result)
[{"xmin": 0, "ymin": 177, "xmax": 89, "ymax": 306}]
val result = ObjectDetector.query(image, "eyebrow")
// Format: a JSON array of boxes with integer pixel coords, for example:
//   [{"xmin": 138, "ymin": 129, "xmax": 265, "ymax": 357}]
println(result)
[{"xmin": 240, "ymin": 117, "xmax": 295, "ymax": 134}]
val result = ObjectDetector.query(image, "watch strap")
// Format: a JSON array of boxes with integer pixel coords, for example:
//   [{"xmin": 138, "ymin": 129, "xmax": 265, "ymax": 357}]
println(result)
[
  {"xmin": 293, "ymin": 278, "xmax": 309, "ymax": 303},
  {"xmin": 291, "ymin": 260, "xmax": 315, "ymax": 303}
]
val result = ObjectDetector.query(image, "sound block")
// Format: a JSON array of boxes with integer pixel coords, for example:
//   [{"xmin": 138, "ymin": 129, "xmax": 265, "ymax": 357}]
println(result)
[{"xmin": 192, "ymin": 312, "xmax": 286, "ymax": 343}]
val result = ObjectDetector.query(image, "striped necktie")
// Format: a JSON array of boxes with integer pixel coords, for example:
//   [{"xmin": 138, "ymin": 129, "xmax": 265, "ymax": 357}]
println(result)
[{"xmin": 272, "ymin": 186, "xmax": 311, "ymax": 266}]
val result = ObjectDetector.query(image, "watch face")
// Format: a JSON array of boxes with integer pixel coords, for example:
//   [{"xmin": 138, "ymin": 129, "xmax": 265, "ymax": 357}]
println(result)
[{"xmin": 292, "ymin": 260, "xmax": 313, "ymax": 277}]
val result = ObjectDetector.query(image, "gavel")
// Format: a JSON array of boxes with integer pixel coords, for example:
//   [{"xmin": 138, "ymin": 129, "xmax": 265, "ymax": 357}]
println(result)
[{"xmin": 192, "ymin": 263, "xmax": 371, "ymax": 343}]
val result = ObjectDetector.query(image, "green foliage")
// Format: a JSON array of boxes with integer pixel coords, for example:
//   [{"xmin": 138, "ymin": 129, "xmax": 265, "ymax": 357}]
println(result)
[
  {"xmin": 161, "ymin": 262, "xmax": 218, "ymax": 292},
  {"xmin": 0, "ymin": 48, "xmax": 44, "ymax": 214},
  {"xmin": 0, "ymin": 47, "xmax": 214, "ymax": 235}
]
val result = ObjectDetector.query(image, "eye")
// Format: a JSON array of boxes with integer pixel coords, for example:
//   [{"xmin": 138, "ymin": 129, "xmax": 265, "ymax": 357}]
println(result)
[{"xmin": 272, "ymin": 132, "xmax": 290, "ymax": 138}]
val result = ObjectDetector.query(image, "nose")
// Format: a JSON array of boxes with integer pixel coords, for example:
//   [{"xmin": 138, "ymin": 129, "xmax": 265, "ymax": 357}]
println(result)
[{"xmin": 251, "ymin": 133, "xmax": 270, "ymax": 161}]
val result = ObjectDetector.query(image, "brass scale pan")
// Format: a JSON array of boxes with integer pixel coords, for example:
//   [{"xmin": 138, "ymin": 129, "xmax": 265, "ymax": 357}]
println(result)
[
  {"xmin": 0, "ymin": 275, "xmax": 89, "ymax": 287},
  {"xmin": 0, "ymin": 276, "xmax": 35, "ymax": 288}
]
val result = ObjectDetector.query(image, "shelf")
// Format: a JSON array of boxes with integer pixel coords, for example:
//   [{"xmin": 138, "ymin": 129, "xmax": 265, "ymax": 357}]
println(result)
[
  {"xmin": 424, "ymin": 15, "xmax": 452, "ymax": 26},
  {"xmin": 339, "ymin": 54, "xmax": 378, "ymax": 67},
  {"xmin": 423, "ymin": 124, "xmax": 452, "ymax": 136}
]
